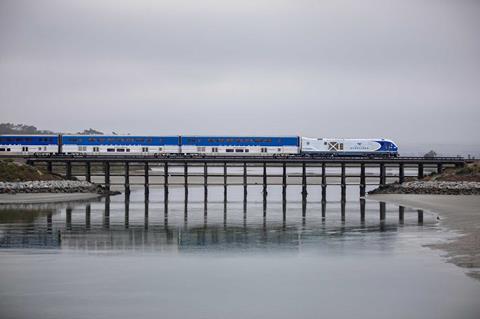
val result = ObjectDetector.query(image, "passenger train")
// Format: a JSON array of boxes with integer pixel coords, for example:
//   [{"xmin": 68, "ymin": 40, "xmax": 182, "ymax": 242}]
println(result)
[{"xmin": 0, "ymin": 135, "xmax": 399, "ymax": 157}]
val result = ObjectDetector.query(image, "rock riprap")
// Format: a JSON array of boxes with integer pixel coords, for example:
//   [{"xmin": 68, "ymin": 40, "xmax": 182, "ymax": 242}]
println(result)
[
  {"xmin": 0, "ymin": 180, "xmax": 109, "ymax": 194},
  {"xmin": 369, "ymin": 181, "xmax": 480, "ymax": 195}
]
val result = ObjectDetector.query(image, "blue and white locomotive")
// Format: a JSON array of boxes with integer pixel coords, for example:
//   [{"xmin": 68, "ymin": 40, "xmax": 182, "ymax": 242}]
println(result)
[{"xmin": 0, "ymin": 134, "xmax": 399, "ymax": 157}]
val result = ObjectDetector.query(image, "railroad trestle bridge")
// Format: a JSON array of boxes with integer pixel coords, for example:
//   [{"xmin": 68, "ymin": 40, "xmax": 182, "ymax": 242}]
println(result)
[{"xmin": 24, "ymin": 156, "xmax": 468, "ymax": 203}]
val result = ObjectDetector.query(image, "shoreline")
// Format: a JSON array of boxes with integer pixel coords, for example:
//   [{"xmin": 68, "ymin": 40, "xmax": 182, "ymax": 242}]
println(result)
[{"xmin": 368, "ymin": 194, "xmax": 480, "ymax": 280}]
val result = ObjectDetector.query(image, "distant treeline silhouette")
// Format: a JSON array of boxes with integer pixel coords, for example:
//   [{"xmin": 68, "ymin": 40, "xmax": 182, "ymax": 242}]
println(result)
[{"xmin": 0, "ymin": 123, "xmax": 104, "ymax": 135}]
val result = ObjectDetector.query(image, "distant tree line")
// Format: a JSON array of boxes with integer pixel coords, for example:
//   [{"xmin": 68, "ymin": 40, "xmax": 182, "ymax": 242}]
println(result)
[{"xmin": 0, "ymin": 123, "xmax": 104, "ymax": 135}]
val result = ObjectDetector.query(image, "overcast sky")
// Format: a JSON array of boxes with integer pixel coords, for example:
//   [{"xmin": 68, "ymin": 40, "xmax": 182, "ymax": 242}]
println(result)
[{"xmin": 1, "ymin": 0, "xmax": 479, "ymax": 147}]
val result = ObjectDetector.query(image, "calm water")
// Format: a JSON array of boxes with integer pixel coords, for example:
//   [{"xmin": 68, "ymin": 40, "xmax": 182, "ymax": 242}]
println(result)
[{"xmin": 1, "ymin": 186, "xmax": 480, "ymax": 319}]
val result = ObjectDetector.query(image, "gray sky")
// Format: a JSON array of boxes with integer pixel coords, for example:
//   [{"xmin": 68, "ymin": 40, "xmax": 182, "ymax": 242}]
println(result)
[{"xmin": 1, "ymin": 0, "xmax": 479, "ymax": 148}]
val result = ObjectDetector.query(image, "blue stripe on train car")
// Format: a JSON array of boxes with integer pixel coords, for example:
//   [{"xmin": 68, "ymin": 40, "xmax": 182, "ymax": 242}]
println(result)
[
  {"xmin": 0, "ymin": 135, "xmax": 58, "ymax": 145},
  {"xmin": 62, "ymin": 135, "xmax": 179, "ymax": 146},
  {"xmin": 181, "ymin": 136, "xmax": 299, "ymax": 147},
  {"xmin": 375, "ymin": 140, "xmax": 398, "ymax": 152}
]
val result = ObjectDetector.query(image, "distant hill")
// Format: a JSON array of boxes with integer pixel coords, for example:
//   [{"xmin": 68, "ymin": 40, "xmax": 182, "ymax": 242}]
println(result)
[{"xmin": 0, "ymin": 123, "xmax": 104, "ymax": 135}]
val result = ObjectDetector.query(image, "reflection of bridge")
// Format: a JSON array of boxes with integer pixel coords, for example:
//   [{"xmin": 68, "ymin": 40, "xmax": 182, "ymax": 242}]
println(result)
[
  {"xmin": 0, "ymin": 199, "xmax": 428, "ymax": 250},
  {"xmin": 24, "ymin": 156, "xmax": 468, "ymax": 202}
]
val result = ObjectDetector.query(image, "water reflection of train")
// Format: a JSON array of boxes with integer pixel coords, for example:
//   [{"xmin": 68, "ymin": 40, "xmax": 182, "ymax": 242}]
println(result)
[{"xmin": 0, "ymin": 135, "xmax": 399, "ymax": 157}]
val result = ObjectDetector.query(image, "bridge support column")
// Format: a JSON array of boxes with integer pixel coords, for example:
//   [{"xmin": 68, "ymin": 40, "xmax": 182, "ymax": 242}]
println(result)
[
  {"xmin": 340, "ymin": 163, "xmax": 346, "ymax": 202},
  {"xmin": 204, "ymin": 162, "xmax": 208, "ymax": 203},
  {"xmin": 418, "ymin": 209, "xmax": 424, "ymax": 224},
  {"xmin": 144, "ymin": 162, "xmax": 149, "ymax": 196},
  {"xmin": 282, "ymin": 162, "xmax": 287, "ymax": 203},
  {"xmin": 380, "ymin": 202, "xmax": 386, "ymax": 221},
  {"xmin": 418, "ymin": 163, "xmax": 424, "ymax": 179},
  {"xmin": 399, "ymin": 163, "xmax": 404, "ymax": 184},
  {"xmin": 47, "ymin": 161, "xmax": 53, "ymax": 173},
  {"xmin": 341, "ymin": 200, "xmax": 346, "ymax": 222},
  {"xmin": 164, "ymin": 162, "xmax": 169, "ymax": 202},
  {"xmin": 360, "ymin": 199, "xmax": 365, "ymax": 222},
  {"xmin": 437, "ymin": 163, "xmax": 443, "ymax": 174},
  {"xmin": 85, "ymin": 204, "xmax": 91, "ymax": 230},
  {"xmin": 124, "ymin": 162, "xmax": 130, "ymax": 195},
  {"xmin": 224, "ymin": 162, "xmax": 228, "ymax": 202},
  {"xmin": 66, "ymin": 207, "xmax": 72, "ymax": 231},
  {"xmin": 104, "ymin": 162, "xmax": 110, "ymax": 191},
  {"xmin": 321, "ymin": 201, "xmax": 326, "ymax": 219},
  {"xmin": 399, "ymin": 206, "xmax": 404, "ymax": 223},
  {"xmin": 263, "ymin": 162, "xmax": 268, "ymax": 201},
  {"xmin": 301, "ymin": 162, "xmax": 307, "ymax": 202},
  {"xmin": 66, "ymin": 162, "xmax": 72, "ymax": 180},
  {"xmin": 86, "ymin": 162, "xmax": 91, "ymax": 183},
  {"xmin": 243, "ymin": 162, "xmax": 247, "ymax": 202},
  {"xmin": 360, "ymin": 163, "xmax": 366, "ymax": 198},
  {"xmin": 379, "ymin": 163, "xmax": 386, "ymax": 185},
  {"xmin": 321, "ymin": 163, "xmax": 327, "ymax": 203},
  {"xmin": 184, "ymin": 162, "xmax": 188, "ymax": 202}
]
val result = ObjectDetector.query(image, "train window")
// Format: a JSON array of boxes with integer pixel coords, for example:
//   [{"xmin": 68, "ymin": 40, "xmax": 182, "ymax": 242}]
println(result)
[
  {"xmin": 7, "ymin": 148, "xmax": 10, "ymax": 151},
  {"xmin": 126, "ymin": 149, "xmax": 130, "ymax": 152},
  {"xmin": 235, "ymin": 149, "xmax": 244, "ymax": 152},
  {"xmin": 340, "ymin": 143, "xmax": 344, "ymax": 150},
  {"xmin": 117, "ymin": 148, "xmax": 125, "ymax": 152},
  {"xmin": 158, "ymin": 147, "xmax": 163, "ymax": 151},
  {"xmin": 107, "ymin": 148, "xmax": 115, "ymax": 152},
  {"xmin": 226, "ymin": 149, "xmax": 234, "ymax": 152},
  {"xmin": 93, "ymin": 147, "xmax": 99, "ymax": 152},
  {"xmin": 245, "ymin": 149, "xmax": 249, "ymax": 152},
  {"xmin": 197, "ymin": 147, "xmax": 206, "ymax": 152},
  {"xmin": 0, "ymin": 148, "xmax": 4, "ymax": 151}
]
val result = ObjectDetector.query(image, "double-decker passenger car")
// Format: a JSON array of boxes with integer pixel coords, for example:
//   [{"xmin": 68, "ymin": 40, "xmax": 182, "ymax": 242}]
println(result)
[
  {"xmin": 0, "ymin": 135, "xmax": 59, "ymax": 154},
  {"xmin": 61, "ymin": 135, "xmax": 180, "ymax": 155},
  {"xmin": 301, "ymin": 137, "xmax": 398, "ymax": 157},
  {"xmin": 180, "ymin": 136, "xmax": 299, "ymax": 155}
]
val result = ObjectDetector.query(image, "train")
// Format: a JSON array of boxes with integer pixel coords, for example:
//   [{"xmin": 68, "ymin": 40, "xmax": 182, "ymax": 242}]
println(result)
[{"xmin": 0, "ymin": 134, "xmax": 399, "ymax": 157}]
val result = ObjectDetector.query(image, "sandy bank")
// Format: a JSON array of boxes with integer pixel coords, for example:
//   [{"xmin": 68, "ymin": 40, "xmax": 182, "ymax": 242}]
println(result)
[
  {"xmin": 368, "ymin": 194, "xmax": 480, "ymax": 280},
  {"xmin": 0, "ymin": 193, "xmax": 103, "ymax": 204}
]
